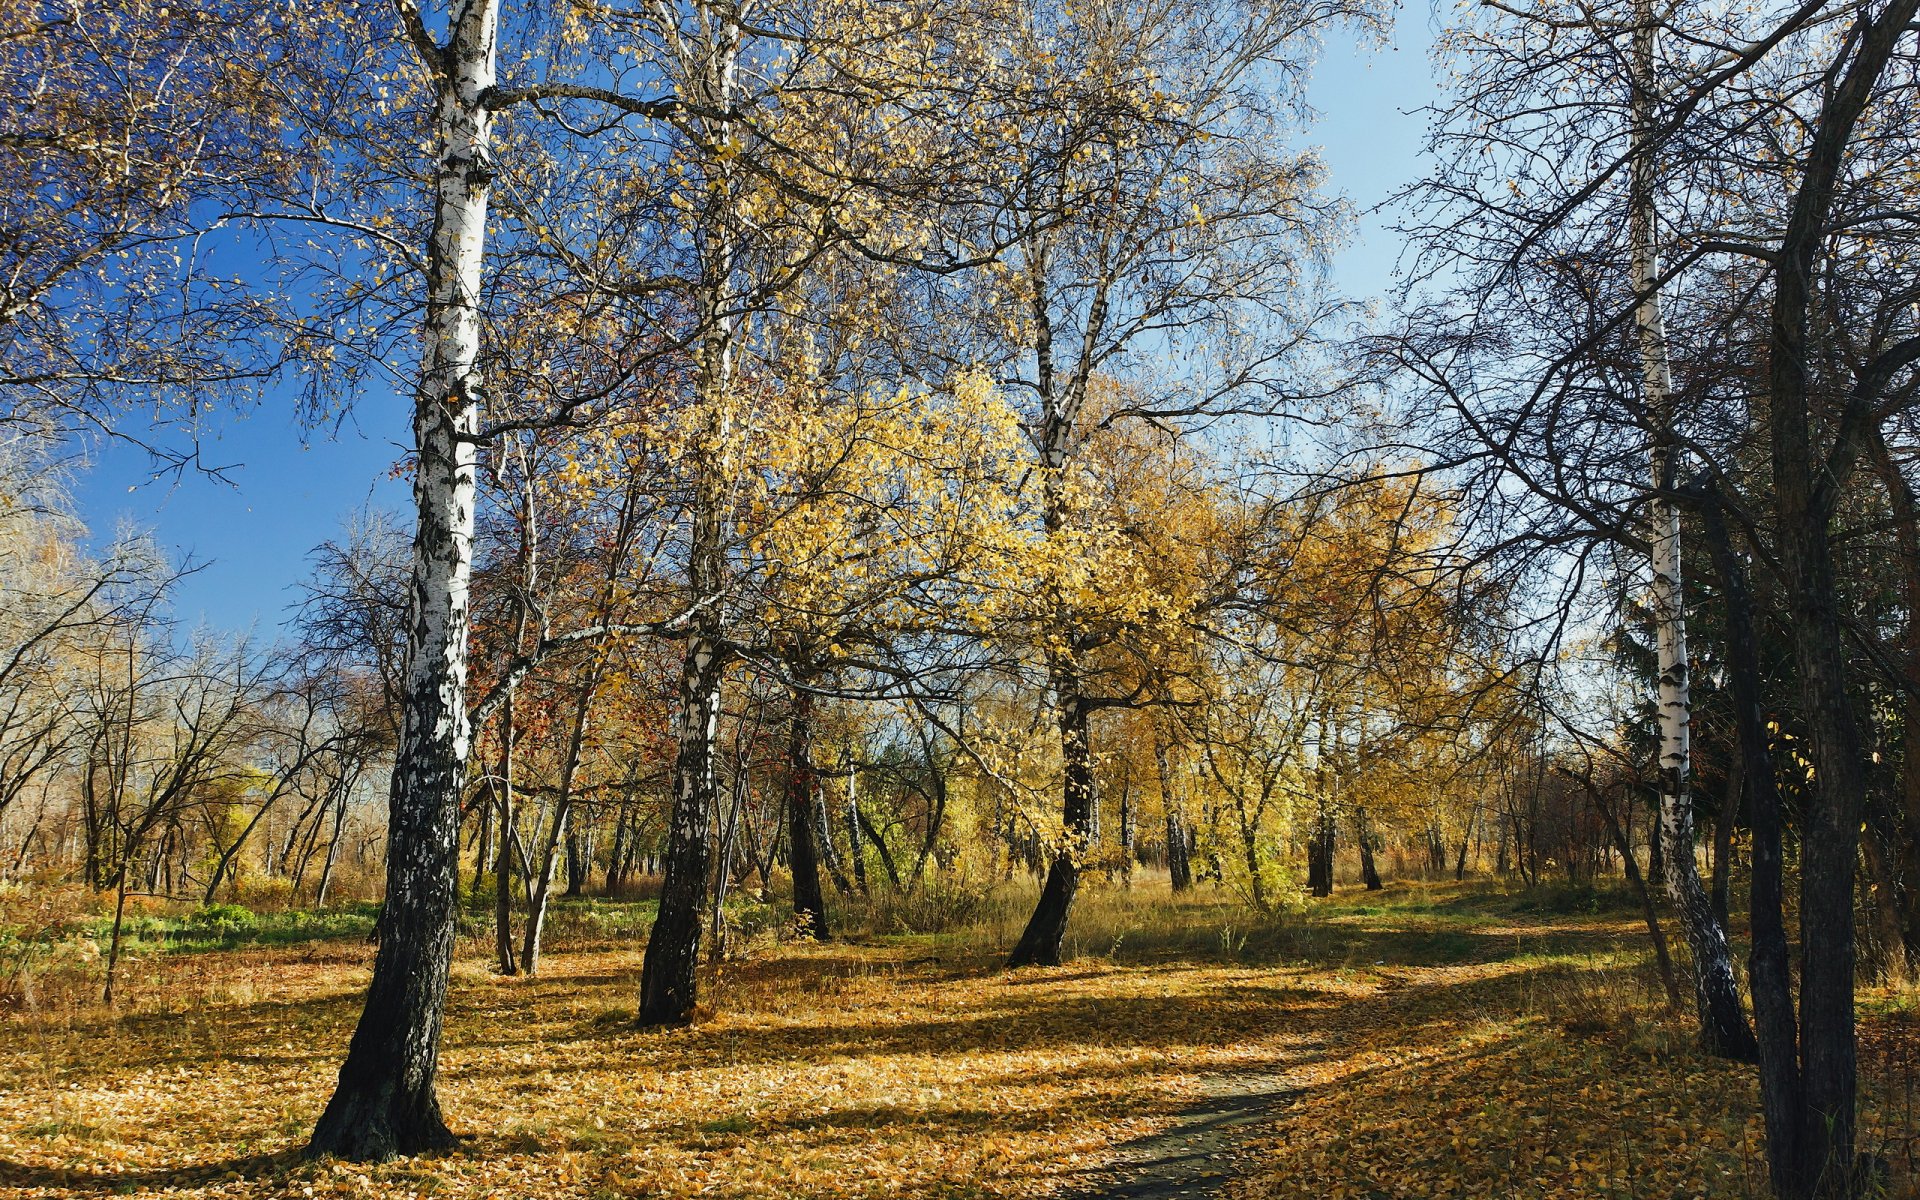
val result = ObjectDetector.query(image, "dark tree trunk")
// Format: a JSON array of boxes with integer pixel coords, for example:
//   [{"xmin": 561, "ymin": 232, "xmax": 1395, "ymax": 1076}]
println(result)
[
  {"xmin": 472, "ymin": 797, "xmax": 491, "ymax": 901},
  {"xmin": 637, "ymin": 632, "xmax": 724, "ymax": 1026},
  {"xmin": 1306, "ymin": 807, "xmax": 1334, "ymax": 898},
  {"xmin": 606, "ymin": 801, "xmax": 630, "ymax": 896},
  {"xmin": 1009, "ymin": 682, "xmax": 1093, "ymax": 967},
  {"xmin": 856, "ymin": 804, "xmax": 903, "ymax": 890},
  {"xmin": 1703, "ymin": 500, "xmax": 1807, "ymax": 1196},
  {"xmin": 1646, "ymin": 808, "xmax": 1664, "ymax": 891},
  {"xmin": 1861, "ymin": 812, "xmax": 1909, "ymax": 976},
  {"xmin": 1865, "ymin": 428, "xmax": 1920, "ymax": 969},
  {"xmin": 493, "ymin": 784, "xmax": 517, "ymax": 976},
  {"xmin": 1154, "ymin": 729, "xmax": 1192, "ymax": 892},
  {"xmin": 1235, "ymin": 791, "xmax": 1269, "ymax": 910},
  {"xmin": 564, "ymin": 830, "xmax": 587, "ymax": 897},
  {"xmin": 1356, "ymin": 808, "xmax": 1383, "ymax": 891},
  {"xmin": 1166, "ymin": 806, "xmax": 1192, "ymax": 892},
  {"xmin": 784, "ymin": 683, "xmax": 828, "ymax": 940},
  {"xmin": 1711, "ymin": 756, "xmax": 1740, "ymax": 932},
  {"xmin": 1758, "ymin": 0, "xmax": 1920, "ymax": 1172}
]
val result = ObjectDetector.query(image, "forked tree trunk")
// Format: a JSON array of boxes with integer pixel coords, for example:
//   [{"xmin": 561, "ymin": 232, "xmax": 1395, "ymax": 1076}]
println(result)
[
  {"xmin": 1702, "ymin": 501, "xmax": 1808, "ymax": 1196},
  {"xmin": 1306, "ymin": 814, "xmax": 1334, "ymax": 898},
  {"xmin": 307, "ymin": 0, "xmax": 496, "ymax": 1160},
  {"xmin": 1758, "ymin": 0, "xmax": 1920, "ymax": 1165},
  {"xmin": 1234, "ymin": 789, "xmax": 1269, "ymax": 910},
  {"xmin": 1627, "ymin": 5, "xmax": 1755, "ymax": 1063},
  {"xmin": 315, "ymin": 786, "xmax": 348, "ymax": 908}
]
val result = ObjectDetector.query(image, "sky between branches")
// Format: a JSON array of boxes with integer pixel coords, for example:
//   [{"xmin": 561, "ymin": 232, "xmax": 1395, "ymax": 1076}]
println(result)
[{"xmin": 72, "ymin": 7, "xmax": 1443, "ymax": 635}]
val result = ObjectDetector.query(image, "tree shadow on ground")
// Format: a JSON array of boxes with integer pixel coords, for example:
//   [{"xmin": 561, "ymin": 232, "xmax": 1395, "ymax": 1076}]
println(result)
[
  {"xmin": 0, "ymin": 889, "xmax": 1689, "ymax": 1199},
  {"xmin": 0, "ymin": 1148, "xmax": 308, "ymax": 1192}
]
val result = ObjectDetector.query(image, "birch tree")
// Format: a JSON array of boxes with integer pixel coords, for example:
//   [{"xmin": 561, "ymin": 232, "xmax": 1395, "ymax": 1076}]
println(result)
[
  {"xmin": 1404, "ymin": 0, "xmax": 1920, "ymax": 1186},
  {"xmin": 956, "ymin": 0, "xmax": 1360, "ymax": 966},
  {"xmin": 301, "ymin": 0, "xmax": 503, "ymax": 1157},
  {"xmin": 1625, "ymin": 0, "xmax": 1754, "ymax": 1060},
  {"xmin": 620, "ymin": 0, "xmax": 1029, "ymax": 1024},
  {"xmin": 1395, "ymin": 0, "xmax": 1770, "ymax": 1058}
]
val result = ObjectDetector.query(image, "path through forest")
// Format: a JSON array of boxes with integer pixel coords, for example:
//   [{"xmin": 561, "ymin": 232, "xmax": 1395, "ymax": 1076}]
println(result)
[
  {"xmin": 1075, "ymin": 1068, "xmax": 1299, "ymax": 1199},
  {"xmin": 1073, "ymin": 896, "xmax": 1785, "ymax": 1200},
  {"xmin": 0, "ymin": 885, "xmax": 1847, "ymax": 1199}
]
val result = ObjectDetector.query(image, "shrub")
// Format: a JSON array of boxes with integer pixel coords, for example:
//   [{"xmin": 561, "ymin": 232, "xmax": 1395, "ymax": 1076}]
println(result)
[
  {"xmin": 232, "ymin": 875, "xmax": 296, "ymax": 911},
  {"xmin": 866, "ymin": 881, "xmax": 995, "ymax": 935},
  {"xmin": 184, "ymin": 903, "xmax": 258, "ymax": 939}
]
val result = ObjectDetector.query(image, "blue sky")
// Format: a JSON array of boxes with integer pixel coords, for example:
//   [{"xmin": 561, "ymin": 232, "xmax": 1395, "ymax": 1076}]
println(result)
[{"xmin": 71, "ymin": 6, "xmax": 1443, "ymax": 637}]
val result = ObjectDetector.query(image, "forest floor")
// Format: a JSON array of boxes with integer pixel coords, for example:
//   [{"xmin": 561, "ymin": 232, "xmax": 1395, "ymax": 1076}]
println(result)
[{"xmin": 3, "ymin": 879, "xmax": 1918, "ymax": 1199}]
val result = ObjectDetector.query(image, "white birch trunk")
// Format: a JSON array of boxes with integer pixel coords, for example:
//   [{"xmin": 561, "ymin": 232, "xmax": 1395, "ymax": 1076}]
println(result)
[
  {"xmin": 637, "ymin": 3, "xmax": 743, "ymax": 1024},
  {"xmin": 1628, "ymin": 3, "xmax": 1754, "ymax": 1060},
  {"xmin": 308, "ymin": 0, "xmax": 499, "ymax": 1158}
]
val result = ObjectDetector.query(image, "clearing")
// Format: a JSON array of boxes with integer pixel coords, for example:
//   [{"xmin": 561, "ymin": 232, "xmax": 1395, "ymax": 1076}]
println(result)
[{"xmin": 2, "ymin": 882, "xmax": 1913, "ymax": 1199}]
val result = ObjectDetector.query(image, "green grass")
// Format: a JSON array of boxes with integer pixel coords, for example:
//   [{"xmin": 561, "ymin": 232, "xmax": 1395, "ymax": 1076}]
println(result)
[{"xmin": 116, "ymin": 903, "xmax": 382, "ymax": 953}]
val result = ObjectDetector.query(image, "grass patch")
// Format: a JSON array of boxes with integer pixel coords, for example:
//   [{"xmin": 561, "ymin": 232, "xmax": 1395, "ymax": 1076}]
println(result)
[{"xmin": 3, "ymin": 876, "xmax": 1915, "ymax": 1200}]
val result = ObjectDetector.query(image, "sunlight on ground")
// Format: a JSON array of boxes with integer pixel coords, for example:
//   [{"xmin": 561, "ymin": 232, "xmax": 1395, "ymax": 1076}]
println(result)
[{"xmin": 2, "ymin": 881, "xmax": 1916, "ymax": 1198}]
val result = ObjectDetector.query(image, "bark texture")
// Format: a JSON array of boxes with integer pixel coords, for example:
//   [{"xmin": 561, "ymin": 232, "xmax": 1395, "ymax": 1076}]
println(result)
[
  {"xmin": 1627, "ymin": 6, "xmax": 1754, "ymax": 1063},
  {"xmin": 308, "ymin": 0, "xmax": 498, "ymax": 1158},
  {"xmin": 1154, "ymin": 723, "xmax": 1192, "ymax": 891},
  {"xmin": 1759, "ymin": 0, "xmax": 1920, "ymax": 1183},
  {"xmin": 1008, "ymin": 679, "xmax": 1093, "ymax": 967},
  {"xmin": 634, "ymin": 7, "xmax": 741, "ymax": 1028},
  {"xmin": 638, "ymin": 631, "xmax": 724, "ymax": 1025}
]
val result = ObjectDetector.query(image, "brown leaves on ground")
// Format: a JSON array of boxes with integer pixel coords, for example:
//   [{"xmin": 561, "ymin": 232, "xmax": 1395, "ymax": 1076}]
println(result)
[
  {"xmin": 4, "ymin": 887, "xmax": 1918, "ymax": 1199},
  {"xmin": 1, "ymin": 930, "xmax": 1310, "ymax": 1199},
  {"xmin": 1223, "ymin": 960, "xmax": 1769, "ymax": 1200}
]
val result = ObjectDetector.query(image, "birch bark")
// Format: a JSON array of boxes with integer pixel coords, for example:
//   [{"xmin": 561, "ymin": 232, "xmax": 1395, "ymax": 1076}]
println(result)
[
  {"xmin": 637, "ymin": 2, "xmax": 743, "ymax": 1022},
  {"xmin": 1626, "ymin": 3, "xmax": 1755, "ymax": 1062},
  {"xmin": 307, "ymin": 0, "xmax": 497, "ymax": 1159}
]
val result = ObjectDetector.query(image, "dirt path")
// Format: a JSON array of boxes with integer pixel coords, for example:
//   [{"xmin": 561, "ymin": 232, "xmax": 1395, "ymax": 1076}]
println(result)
[
  {"xmin": 1066, "ymin": 910, "xmax": 1696, "ymax": 1199},
  {"xmin": 1071, "ymin": 1069, "xmax": 1301, "ymax": 1199}
]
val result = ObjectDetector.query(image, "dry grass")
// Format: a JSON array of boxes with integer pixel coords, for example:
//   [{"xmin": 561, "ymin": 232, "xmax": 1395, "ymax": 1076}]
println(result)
[
  {"xmin": 2, "ymin": 878, "xmax": 1918, "ymax": 1199},
  {"xmin": 0, "ymin": 910, "xmax": 1314, "ymax": 1198}
]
